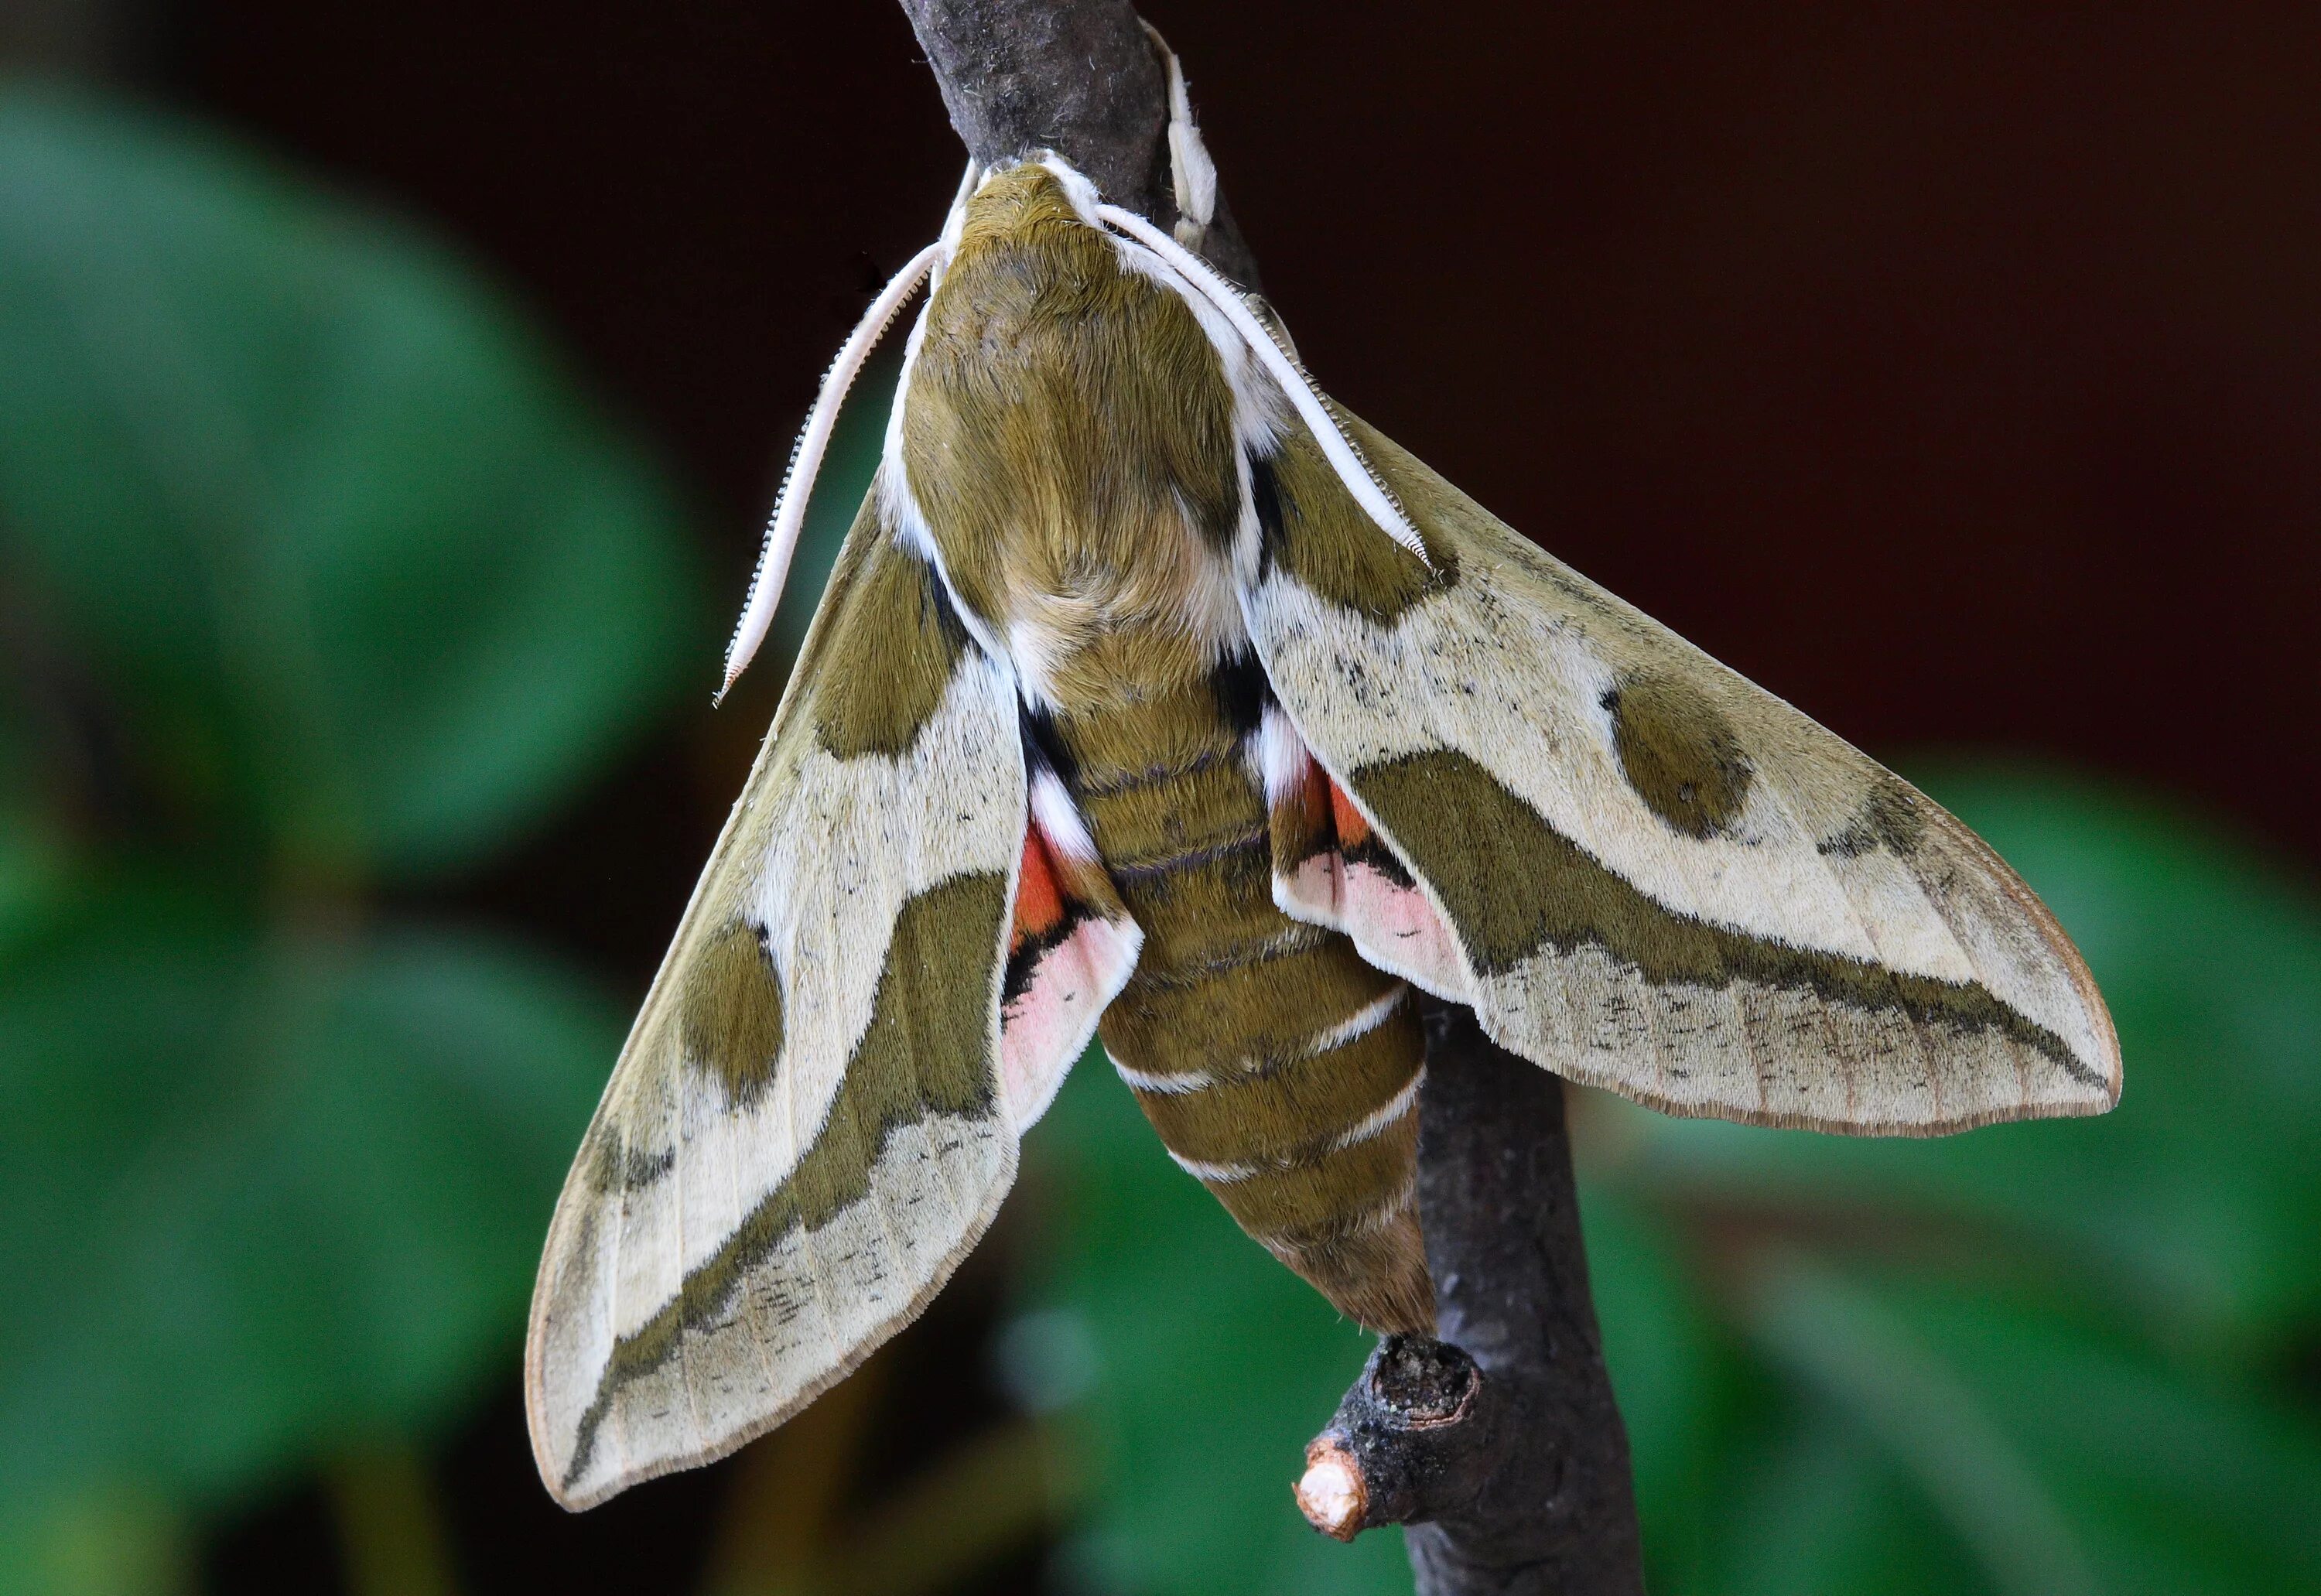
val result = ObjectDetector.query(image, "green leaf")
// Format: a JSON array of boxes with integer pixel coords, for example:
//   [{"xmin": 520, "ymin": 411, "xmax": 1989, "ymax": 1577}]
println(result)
[
  {"xmin": 1704, "ymin": 1408, "xmax": 1984, "ymax": 1596},
  {"xmin": 1578, "ymin": 1188, "xmax": 1726, "ymax": 1590},
  {"xmin": 0, "ymin": 813, "xmax": 67, "ymax": 965},
  {"xmin": 0, "ymin": 1485, "xmax": 189, "ymax": 1596},
  {"xmin": 0, "ymin": 87, "xmax": 703, "ymax": 880},
  {"xmin": 0, "ymin": 873, "xmax": 617, "ymax": 1502},
  {"xmin": 1863, "ymin": 1276, "xmax": 2321, "ymax": 1596},
  {"xmin": 1728, "ymin": 1262, "xmax": 2321, "ymax": 1596},
  {"xmin": 1745, "ymin": 1259, "xmax": 2097, "ymax": 1596}
]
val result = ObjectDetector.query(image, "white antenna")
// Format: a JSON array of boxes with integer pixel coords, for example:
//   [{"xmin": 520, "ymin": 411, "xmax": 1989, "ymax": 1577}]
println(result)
[{"xmin": 719, "ymin": 241, "xmax": 945, "ymax": 701}]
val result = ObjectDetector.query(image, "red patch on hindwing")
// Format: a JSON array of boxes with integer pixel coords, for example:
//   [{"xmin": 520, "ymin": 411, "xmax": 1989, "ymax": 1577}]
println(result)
[
  {"xmin": 1264, "ymin": 713, "xmax": 1469, "ymax": 1001},
  {"xmin": 1010, "ymin": 831, "xmax": 1066, "ymax": 950},
  {"xmin": 1330, "ymin": 781, "xmax": 1372, "ymax": 850},
  {"xmin": 998, "ymin": 801, "xmax": 1140, "ymax": 1131}
]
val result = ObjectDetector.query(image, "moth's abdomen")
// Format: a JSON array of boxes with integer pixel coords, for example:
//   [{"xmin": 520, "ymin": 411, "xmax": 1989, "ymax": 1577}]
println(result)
[{"xmin": 1050, "ymin": 676, "xmax": 1435, "ymax": 1335}]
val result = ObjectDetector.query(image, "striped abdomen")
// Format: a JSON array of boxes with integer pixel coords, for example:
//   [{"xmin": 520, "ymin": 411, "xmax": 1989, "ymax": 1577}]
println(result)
[{"xmin": 1042, "ymin": 668, "xmax": 1435, "ymax": 1334}]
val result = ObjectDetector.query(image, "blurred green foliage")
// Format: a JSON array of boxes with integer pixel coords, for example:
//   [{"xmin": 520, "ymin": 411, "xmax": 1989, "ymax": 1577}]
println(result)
[
  {"xmin": 0, "ymin": 84, "xmax": 700, "ymax": 1585},
  {"xmin": 3, "ymin": 75, "xmax": 2317, "ymax": 1596},
  {"xmin": 1017, "ymin": 771, "xmax": 2321, "ymax": 1596}
]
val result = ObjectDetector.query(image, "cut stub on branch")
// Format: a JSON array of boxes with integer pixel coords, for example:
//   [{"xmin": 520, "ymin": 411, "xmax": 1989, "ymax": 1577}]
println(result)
[
  {"xmin": 1298, "ymin": 1011, "xmax": 1646, "ymax": 1593},
  {"xmin": 1294, "ymin": 1334, "xmax": 1493, "ymax": 1541}
]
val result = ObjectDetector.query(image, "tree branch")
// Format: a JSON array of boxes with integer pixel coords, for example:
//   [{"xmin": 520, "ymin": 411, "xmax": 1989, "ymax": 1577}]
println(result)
[
  {"xmin": 1291, "ymin": 1011, "xmax": 1643, "ymax": 1591},
  {"xmin": 1404, "ymin": 1005, "xmax": 1643, "ymax": 1592},
  {"xmin": 895, "ymin": 7, "xmax": 1642, "ymax": 1590},
  {"xmin": 896, "ymin": 0, "xmax": 1260, "ymax": 284}
]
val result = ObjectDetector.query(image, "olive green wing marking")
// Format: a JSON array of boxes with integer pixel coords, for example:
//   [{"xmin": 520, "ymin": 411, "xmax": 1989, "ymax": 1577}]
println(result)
[
  {"xmin": 525, "ymin": 485, "xmax": 1027, "ymax": 1509},
  {"xmin": 1242, "ymin": 408, "xmax": 2120, "ymax": 1135}
]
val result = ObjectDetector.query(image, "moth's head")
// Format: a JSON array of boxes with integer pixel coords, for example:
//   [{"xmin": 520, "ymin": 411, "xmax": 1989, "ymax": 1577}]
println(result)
[{"xmin": 950, "ymin": 157, "xmax": 1108, "ymax": 260}]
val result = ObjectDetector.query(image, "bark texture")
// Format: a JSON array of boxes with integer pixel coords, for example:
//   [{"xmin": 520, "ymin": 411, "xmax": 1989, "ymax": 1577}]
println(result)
[
  {"xmin": 1399, "ymin": 1004, "xmax": 1644, "ymax": 1593},
  {"xmin": 897, "ymin": 0, "xmax": 1260, "ymax": 284}
]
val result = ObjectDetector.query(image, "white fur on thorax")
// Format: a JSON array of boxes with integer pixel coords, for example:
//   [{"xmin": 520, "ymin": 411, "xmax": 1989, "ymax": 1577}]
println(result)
[
  {"xmin": 994, "ymin": 514, "xmax": 1250, "ymax": 710},
  {"xmin": 1028, "ymin": 767, "xmax": 1096, "ymax": 860},
  {"xmin": 1256, "ymin": 702, "xmax": 1309, "ymax": 808}
]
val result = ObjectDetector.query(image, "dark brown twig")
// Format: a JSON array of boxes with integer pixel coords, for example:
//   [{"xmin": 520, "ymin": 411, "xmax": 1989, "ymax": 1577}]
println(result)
[
  {"xmin": 894, "ymin": 7, "xmax": 1643, "ymax": 1590},
  {"xmin": 1291, "ymin": 1011, "xmax": 1644, "ymax": 1592},
  {"xmin": 1398, "ymin": 1004, "xmax": 1644, "ymax": 1593},
  {"xmin": 896, "ymin": 0, "xmax": 1260, "ymax": 285},
  {"xmin": 1292, "ymin": 1015, "xmax": 1644, "ymax": 1591}
]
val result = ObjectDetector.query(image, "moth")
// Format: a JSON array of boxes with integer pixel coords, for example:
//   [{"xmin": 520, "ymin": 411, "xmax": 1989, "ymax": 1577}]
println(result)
[{"xmin": 525, "ymin": 43, "xmax": 2120, "ymax": 1509}]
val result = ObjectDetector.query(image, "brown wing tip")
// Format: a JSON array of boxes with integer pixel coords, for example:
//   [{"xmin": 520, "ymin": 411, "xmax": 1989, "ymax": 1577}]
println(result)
[
  {"xmin": 1940, "ymin": 797, "xmax": 2125, "ymax": 1111},
  {"xmin": 2078, "ymin": 971, "xmax": 2125, "ymax": 1109},
  {"xmin": 521, "ymin": 1315, "xmax": 586, "ymax": 1512}
]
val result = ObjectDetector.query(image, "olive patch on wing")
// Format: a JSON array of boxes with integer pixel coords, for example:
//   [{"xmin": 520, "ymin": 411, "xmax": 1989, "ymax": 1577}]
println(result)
[
  {"xmin": 581, "ymin": 1121, "xmax": 675, "ymax": 1195},
  {"xmin": 1600, "ymin": 671, "xmax": 1752, "ymax": 838},
  {"xmin": 564, "ymin": 868, "xmax": 1007, "ymax": 1490},
  {"xmin": 681, "ymin": 918, "xmax": 786, "ymax": 1105},
  {"xmin": 1254, "ymin": 421, "xmax": 1458, "ymax": 625},
  {"xmin": 1349, "ymin": 750, "xmax": 2086, "ymax": 1077},
  {"xmin": 1817, "ymin": 780, "xmax": 1928, "ymax": 860},
  {"xmin": 815, "ymin": 542, "xmax": 971, "ymax": 759}
]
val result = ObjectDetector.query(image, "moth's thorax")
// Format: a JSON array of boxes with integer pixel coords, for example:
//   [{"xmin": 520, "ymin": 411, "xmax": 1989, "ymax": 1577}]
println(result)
[{"xmin": 898, "ymin": 164, "xmax": 1250, "ymax": 712}]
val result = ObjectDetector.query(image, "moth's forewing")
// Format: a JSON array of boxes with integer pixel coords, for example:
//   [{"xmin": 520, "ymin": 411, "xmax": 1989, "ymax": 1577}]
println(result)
[
  {"xmin": 1243, "ymin": 406, "xmax": 2119, "ymax": 1135},
  {"xmin": 525, "ymin": 491, "xmax": 1029, "ymax": 1509}
]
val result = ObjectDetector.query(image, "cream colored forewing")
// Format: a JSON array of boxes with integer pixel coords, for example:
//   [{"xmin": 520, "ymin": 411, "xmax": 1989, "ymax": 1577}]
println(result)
[
  {"xmin": 526, "ymin": 487, "xmax": 1026, "ymax": 1509},
  {"xmin": 1242, "ymin": 409, "xmax": 2118, "ymax": 1135}
]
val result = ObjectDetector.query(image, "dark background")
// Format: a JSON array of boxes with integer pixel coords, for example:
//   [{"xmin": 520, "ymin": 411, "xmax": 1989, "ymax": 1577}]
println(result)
[
  {"xmin": 15, "ymin": 2, "xmax": 2318, "ymax": 1591},
  {"xmin": 173, "ymin": 0, "xmax": 2321, "ymax": 877}
]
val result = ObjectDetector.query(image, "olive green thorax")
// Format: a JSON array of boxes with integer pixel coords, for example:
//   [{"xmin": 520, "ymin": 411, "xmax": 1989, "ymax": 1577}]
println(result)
[{"xmin": 901, "ymin": 165, "xmax": 1245, "ymax": 707}]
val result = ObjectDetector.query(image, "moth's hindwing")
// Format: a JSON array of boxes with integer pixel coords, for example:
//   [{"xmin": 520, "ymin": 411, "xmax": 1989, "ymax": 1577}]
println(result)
[
  {"xmin": 1002, "ymin": 762, "xmax": 1143, "ymax": 1130},
  {"xmin": 525, "ymin": 486, "xmax": 1037, "ymax": 1509},
  {"xmin": 1246, "ymin": 409, "xmax": 2121, "ymax": 1135}
]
